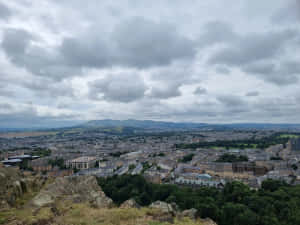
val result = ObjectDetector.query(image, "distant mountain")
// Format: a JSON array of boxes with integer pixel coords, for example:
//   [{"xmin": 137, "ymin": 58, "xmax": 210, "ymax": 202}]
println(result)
[
  {"xmin": 80, "ymin": 119, "xmax": 300, "ymax": 131},
  {"xmin": 80, "ymin": 119, "xmax": 207, "ymax": 130},
  {"xmin": 212, "ymin": 123, "xmax": 300, "ymax": 130},
  {"xmin": 2, "ymin": 119, "xmax": 300, "ymax": 132}
]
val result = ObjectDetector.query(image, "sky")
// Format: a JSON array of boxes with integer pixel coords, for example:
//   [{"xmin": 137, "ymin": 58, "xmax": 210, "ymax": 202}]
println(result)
[{"xmin": 0, "ymin": 0, "xmax": 300, "ymax": 128}]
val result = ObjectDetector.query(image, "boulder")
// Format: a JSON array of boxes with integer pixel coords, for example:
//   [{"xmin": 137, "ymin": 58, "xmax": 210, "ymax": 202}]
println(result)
[
  {"xmin": 179, "ymin": 208, "xmax": 198, "ymax": 220},
  {"xmin": 149, "ymin": 201, "xmax": 178, "ymax": 215},
  {"xmin": 32, "ymin": 175, "xmax": 112, "ymax": 208},
  {"xmin": 120, "ymin": 199, "xmax": 140, "ymax": 209}
]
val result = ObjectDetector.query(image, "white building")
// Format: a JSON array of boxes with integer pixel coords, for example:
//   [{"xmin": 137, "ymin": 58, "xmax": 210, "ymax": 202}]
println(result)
[{"xmin": 66, "ymin": 156, "xmax": 97, "ymax": 170}]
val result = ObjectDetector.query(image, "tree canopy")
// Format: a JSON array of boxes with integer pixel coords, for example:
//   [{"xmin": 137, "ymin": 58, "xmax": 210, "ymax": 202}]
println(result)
[{"xmin": 98, "ymin": 175, "xmax": 300, "ymax": 225}]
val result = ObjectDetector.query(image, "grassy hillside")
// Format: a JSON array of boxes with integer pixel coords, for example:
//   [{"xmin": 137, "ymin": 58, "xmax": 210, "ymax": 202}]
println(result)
[{"xmin": 1, "ymin": 202, "xmax": 208, "ymax": 225}]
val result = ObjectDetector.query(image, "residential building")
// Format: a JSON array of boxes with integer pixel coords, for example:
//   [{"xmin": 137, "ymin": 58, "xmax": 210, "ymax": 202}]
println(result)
[{"xmin": 66, "ymin": 156, "xmax": 97, "ymax": 170}]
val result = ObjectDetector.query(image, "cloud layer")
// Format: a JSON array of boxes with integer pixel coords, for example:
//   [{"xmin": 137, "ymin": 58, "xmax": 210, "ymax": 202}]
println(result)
[{"xmin": 0, "ymin": 0, "xmax": 300, "ymax": 127}]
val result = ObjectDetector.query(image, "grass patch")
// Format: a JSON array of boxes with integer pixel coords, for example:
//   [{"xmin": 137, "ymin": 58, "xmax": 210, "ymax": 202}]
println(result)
[{"xmin": 278, "ymin": 134, "xmax": 300, "ymax": 139}]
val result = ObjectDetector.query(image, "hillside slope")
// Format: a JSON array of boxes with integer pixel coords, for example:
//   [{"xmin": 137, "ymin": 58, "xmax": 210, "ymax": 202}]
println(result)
[{"xmin": 0, "ymin": 169, "xmax": 216, "ymax": 225}]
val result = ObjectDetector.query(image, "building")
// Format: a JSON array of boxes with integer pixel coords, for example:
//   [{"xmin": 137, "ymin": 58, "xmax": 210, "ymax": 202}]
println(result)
[
  {"xmin": 157, "ymin": 159, "xmax": 176, "ymax": 171},
  {"xmin": 131, "ymin": 163, "xmax": 143, "ymax": 175},
  {"xmin": 1, "ymin": 159, "xmax": 22, "ymax": 167},
  {"xmin": 232, "ymin": 162, "xmax": 268, "ymax": 176},
  {"xmin": 175, "ymin": 173, "xmax": 225, "ymax": 188},
  {"xmin": 66, "ymin": 156, "xmax": 97, "ymax": 170},
  {"xmin": 288, "ymin": 138, "xmax": 300, "ymax": 151},
  {"xmin": 175, "ymin": 165, "xmax": 204, "ymax": 175},
  {"xmin": 29, "ymin": 158, "xmax": 52, "ymax": 172}
]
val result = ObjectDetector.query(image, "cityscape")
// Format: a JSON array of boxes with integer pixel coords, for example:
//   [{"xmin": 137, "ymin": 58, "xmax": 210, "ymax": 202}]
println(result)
[{"xmin": 2, "ymin": 122, "xmax": 300, "ymax": 190}]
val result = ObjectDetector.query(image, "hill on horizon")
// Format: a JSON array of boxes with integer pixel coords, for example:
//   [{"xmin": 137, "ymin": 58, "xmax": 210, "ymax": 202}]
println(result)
[
  {"xmin": 80, "ymin": 119, "xmax": 300, "ymax": 131},
  {"xmin": 80, "ymin": 119, "xmax": 207, "ymax": 130}
]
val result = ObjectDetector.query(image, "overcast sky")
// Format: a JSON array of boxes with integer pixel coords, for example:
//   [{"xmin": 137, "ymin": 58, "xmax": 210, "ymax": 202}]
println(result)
[{"xmin": 0, "ymin": 0, "xmax": 299, "ymax": 127}]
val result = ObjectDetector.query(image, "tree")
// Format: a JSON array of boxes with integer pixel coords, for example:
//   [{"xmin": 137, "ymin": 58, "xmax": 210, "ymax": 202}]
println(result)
[
  {"xmin": 48, "ymin": 157, "xmax": 66, "ymax": 170},
  {"xmin": 179, "ymin": 153, "xmax": 194, "ymax": 163},
  {"xmin": 261, "ymin": 179, "xmax": 287, "ymax": 192},
  {"xmin": 216, "ymin": 154, "xmax": 248, "ymax": 163}
]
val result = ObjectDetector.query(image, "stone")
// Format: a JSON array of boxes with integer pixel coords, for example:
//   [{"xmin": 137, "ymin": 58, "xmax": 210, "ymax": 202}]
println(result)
[
  {"xmin": 120, "ymin": 199, "xmax": 140, "ymax": 209},
  {"xmin": 149, "ymin": 201, "xmax": 178, "ymax": 215},
  {"xmin": 32, "ymin": 175, "xmax": 113, "ymax": 208},
  {"xmin": 179, "ymin": 208, "xmax": 198, "ymax": 220},
  {"xmin": 32, "ymin": 193, "xmax": 54, "ymax": 207}
]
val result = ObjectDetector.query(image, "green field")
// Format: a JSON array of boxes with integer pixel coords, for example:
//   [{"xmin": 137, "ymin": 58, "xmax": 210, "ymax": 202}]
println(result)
[{"xmin": 278, "ymin": 134, "xmax": 300, "ymax": 139}]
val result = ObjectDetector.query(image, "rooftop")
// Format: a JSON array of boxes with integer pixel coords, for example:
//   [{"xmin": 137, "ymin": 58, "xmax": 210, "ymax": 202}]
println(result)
[{"xmin": 68, "ymin": 156, "xmax": 97, "ymax": 163}]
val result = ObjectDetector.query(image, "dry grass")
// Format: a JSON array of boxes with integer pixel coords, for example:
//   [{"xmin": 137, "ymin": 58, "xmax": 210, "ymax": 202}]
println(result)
[{"xmin": 0, "ymin": 202, "xmax": 205, "ymax": 225}]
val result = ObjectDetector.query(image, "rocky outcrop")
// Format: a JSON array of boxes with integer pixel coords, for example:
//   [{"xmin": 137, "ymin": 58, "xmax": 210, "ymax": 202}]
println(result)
[
  {"xmin": 0, "ymin": 167, "xmax": 46, "ymax": 209},
  {"xmin": 32, "ymin": 175, "xmax": 113, "ymax": 208},
  {"xmin": 149, "ymin": 201, "xmax": 178, "ymax": 215},
  {"xmin": 201, "ymin": 218, "xmax": 218, "ymax": 225},
  {"xmin": 149, "ymin": 201, "xmax": 218, "ymax": 224},
  {"xmin": 120, "ymin": 199, "xmax": 140, "ymax": 209},
  {"xmin": 178, "ymin": 208, "xmax": 198, "ymax": 220}
]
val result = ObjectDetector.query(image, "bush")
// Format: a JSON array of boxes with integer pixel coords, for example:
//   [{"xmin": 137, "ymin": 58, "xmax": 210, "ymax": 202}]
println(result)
[{"xmin": 216, "ymin": 154, "xmax": 248, "ymax": 163}]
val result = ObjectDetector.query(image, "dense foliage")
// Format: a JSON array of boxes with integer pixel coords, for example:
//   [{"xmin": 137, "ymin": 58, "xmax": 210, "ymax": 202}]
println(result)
[
  {"xmin": 270, "ymin": 156, "xmax": 283, "ymax": 161},
  {"xmin": 216, "ymin": 153, "xmax": 248, "ymax": 162},
  {"xmin": 30, "ymin": 148, "xmax": 51, "ymax": 157},
  {"xmin": 48, "ymin": 157, "xmax": 66, "ymax": 169},
  {"xmin": 176, "ymin": 133, "xmax": 290, "ymax": 150},
  {"xmin": 109, "ymin": 151, "xmax": 129, "ymax": 157},
  {"xmin": 19, "ymin": 159, "xmax": 33, "ymax": 171},
  {"xmin": 179, "ymin": 153, "xmax": 194, "ymax": 163},
  {"xmin": 98, "ymin": 175, "xmax": 300, "ymax": 225}
]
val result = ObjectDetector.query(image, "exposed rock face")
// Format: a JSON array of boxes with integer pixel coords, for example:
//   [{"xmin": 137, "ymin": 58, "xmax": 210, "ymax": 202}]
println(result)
[
  {"xmin": 149, "ymin": 201, "xmax": 178, "ymax": 215},
  {"xmin": 178, "ymin": 208, "xmax": 198, "ymax": 220},
  {"xmin": 32, "ymin": 175, "xmax": 113, "ymax": 208},
  {"xmin": 120, "ymin": 199, "xmax": 140, "ymax": 208},
  {"xmin": 0, "ymin": 167, "xmax": 46, "ymax": 209},
  {"xmin": 201, "ymin": 218, "xmax": 218, "ymax": 225}
]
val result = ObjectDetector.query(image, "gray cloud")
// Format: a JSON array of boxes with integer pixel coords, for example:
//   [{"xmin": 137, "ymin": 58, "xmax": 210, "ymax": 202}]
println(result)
[
  {"xmin": 193, "ymin": 87, "xmax": 207, "ymax": 95},
  {"xmin": 245, "ymin": 91, "xmax": 259, "ymax": 97},
  {"xmin": 147, "ymin": 63, "xmax": 197, "ymax": 99},
  {"xmin": 207, "ymin": 26, "xmax": 300, "ymax": 85},
  {"xmin": 198, "ymin": 21, "xmax": 238, "ymax": 47},
  {"xmin": 0, "ymin": 3, "xmax": 11, "ymax": 20},
  {"xmin": 272, "ymin": 0, "xmax": 300, "ymax": 24},
  {"xmin": 1, "ymin": 28, "xmax": 78, "ymax": 81},
  {"xmin": 61, "ymin": 17, "xmax": 196, "ymax": 69},
  {"xmin": 1, "ymin": 0, "xmax": 300, "ymax": 126},
  {"xmin": 22, "ymin": 78, "xmax": 75, "ymax": 98},
  {"xmin": 243, "ymin": 60, "xmax": 300, "ymax": 85},
  {"xmin": 208, "ymin": 29, "xmax": 297, "ymax": 66},
  {"xmin": 215, "ymin": 66, "xmax": 230, "ymax": 75},
  {"xmin": 89, "ymin": 73, "xmax": 147, "ymax": 102},
  {"xmin": 60, "ymin": 37, "xmax": 113, "ymax": 68},
  {"xmin": 0, "ymin": 83, "xmax": 15, "ymax": 97},
  {"xmin": 2, "ymin": 18, "xmax": 197, "ymax": 81},
  {"xmin": 0, "ymin": 103, "xmax": 13, "ymax": 111},
  {"xmin": 113, "ymin": 17, "xmax": 196, "ymax": 68},
  {"xmin": 150, "ymin": 85, "xmax": 181, "ymax": 99},
  {"xmin": 217, "ymin": 95, "xmax": 247, "ymax": 107},
  {"xmin": 0, "ymin": 103, "xmax": 80, "ymax": 128},
  {"xmin": 1, "ymin": 28, "xmax": 33, "ymax": 59}
]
